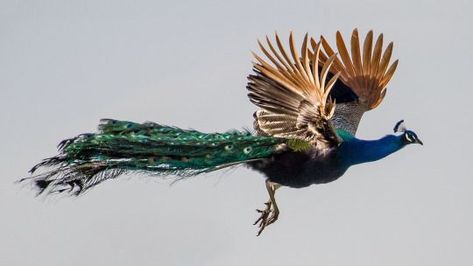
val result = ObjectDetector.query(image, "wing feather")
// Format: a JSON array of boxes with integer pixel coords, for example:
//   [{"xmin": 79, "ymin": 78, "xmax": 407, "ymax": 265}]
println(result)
[
  {"xmin": 247, "ymin": 33, "xmax": 341, "ymax": 151},
  {"xmin": 351, "ymin": 29, "xmax": 363, "ymax": 77},
  {"xmin": 318, "ymin": 29, "xmax": 398, "ymax": 110}
]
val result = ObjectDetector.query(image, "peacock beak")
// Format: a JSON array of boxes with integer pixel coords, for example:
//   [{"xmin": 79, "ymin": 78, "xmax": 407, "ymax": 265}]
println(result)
[{"xmin": 416, "ymin": 138, "xmax": 423, "ymax": 145}]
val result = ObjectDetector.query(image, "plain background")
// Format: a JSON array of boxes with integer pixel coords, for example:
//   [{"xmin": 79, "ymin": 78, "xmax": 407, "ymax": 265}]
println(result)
[{"xmin": 1, "ymin": 0, "xmax": 472, "ymax": 265}]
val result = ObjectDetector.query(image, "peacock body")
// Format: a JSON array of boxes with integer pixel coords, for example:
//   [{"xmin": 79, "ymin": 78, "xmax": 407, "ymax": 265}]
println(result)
[
  {"xmin": 248, "ymin": 130, "xmax": 410, "ymax": 189},
  {"xmin": 23, "ymin": 29, "xmax": 422, "ymax": 235}
]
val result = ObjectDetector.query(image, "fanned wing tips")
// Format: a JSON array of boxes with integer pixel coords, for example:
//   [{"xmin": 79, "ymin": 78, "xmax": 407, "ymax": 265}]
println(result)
[
  {"xmin": 248, "ymin": 32, "xmax": 340, "ymax": 150},
  {"xmin": 318, "ymin": 29, "xmax": 399, "ymax": 109}
]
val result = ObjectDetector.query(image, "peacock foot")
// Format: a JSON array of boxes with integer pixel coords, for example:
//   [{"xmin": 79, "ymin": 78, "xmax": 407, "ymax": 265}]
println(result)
[{"xmin": 253, "ymin": 201, "xmax": 279, "ymax": 236}]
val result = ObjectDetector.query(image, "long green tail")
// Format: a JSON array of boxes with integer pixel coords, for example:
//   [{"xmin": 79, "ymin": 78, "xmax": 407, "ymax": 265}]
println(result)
[{"xmin": 23, "ymin": 119, "xmax": 286, "ymax": 195}]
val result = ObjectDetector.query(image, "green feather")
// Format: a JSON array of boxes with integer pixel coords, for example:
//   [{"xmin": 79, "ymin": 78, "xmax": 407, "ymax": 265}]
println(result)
[
  {"xmin": 335, "ymin": 128, "xmax": 355, "ymax": 142},
  {"xmin": 26, "ymin": 119, "xmax": 288, "ymax": 195},
  {"xmin": 286, "ymin": 139, "xmax": 312, "ymax": 152}
]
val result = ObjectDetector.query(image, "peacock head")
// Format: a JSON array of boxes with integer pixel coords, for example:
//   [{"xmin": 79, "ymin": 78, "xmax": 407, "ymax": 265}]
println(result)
[{"xmin": 393, "ymin": 120, "xmax": 423, "ymax": 146}]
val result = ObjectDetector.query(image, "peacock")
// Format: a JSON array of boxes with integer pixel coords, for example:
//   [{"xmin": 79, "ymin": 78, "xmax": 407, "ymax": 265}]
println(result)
[{"xmin": 22, "ymin": 29, "xmax": 422, "ymax": 235}]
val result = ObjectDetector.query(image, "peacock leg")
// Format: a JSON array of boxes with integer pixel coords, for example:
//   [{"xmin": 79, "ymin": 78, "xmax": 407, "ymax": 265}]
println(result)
[{"xmin": 253, "ymin": 180, "xmax": 281, "ymax": 236}]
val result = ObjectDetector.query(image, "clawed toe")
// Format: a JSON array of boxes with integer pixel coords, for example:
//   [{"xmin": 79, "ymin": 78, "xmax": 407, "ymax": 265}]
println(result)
[
  {"xmin": 253, "ymin": 180, "xmax": 281, "ymax": 236},
  {"xmin": 267, "ymin": 208, "xmax": 279, "ymax": 225},
  {"xmin": 254, "ymin": 201, "xmax": 278, "ymax": 236}
]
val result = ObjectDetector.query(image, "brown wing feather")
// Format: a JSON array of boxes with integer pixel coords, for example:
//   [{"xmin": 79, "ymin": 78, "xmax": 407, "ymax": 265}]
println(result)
[
  {"xmin": 317, "ymin": 29, "xmax": 399, "ymax": 110},
  {"xmin": 247, "ymin": 32, "xmax": 341, "ymax": 151}
]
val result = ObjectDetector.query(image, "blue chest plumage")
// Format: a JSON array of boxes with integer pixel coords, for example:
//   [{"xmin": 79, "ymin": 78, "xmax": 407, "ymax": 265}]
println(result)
[
  {"xmin": 338, "ymin": 134, "xmax": 404, "ymax": 165},
  {"xmin": 248, "ymin": 133, "xmax": 405, "ymax": 188}
]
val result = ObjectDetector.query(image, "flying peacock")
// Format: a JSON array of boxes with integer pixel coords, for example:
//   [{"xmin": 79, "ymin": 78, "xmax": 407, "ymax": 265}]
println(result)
[{"xmin": 22, "ymin": 29, "xmax": 422, "ymax": 235}]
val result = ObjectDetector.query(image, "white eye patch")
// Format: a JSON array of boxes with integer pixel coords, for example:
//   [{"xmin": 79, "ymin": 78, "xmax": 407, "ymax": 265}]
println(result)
[{"xmin": 405, "ymin": 134, "xmax": 413, "ymax": 142}]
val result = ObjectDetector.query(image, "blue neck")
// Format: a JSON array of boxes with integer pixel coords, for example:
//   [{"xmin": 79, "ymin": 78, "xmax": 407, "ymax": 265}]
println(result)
[{"xmin": 338, "ymin": 131, "xmax": 405, "ymax": 166}]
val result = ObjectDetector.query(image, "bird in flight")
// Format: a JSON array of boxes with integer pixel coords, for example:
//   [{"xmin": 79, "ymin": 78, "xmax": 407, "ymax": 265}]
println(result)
[{"xmin": 22, "ymin": 29, "xmax": 422, "ymax": 236}]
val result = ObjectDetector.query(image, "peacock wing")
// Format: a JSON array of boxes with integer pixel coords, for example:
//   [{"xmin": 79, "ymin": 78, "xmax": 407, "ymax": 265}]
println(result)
[
  {"xmin": 312, "ymin": 29, "xmax": 399, "ymax": 135},
  {"xmin": 247, "ymin": 32, "xmax": 341, "ymax": 151}
]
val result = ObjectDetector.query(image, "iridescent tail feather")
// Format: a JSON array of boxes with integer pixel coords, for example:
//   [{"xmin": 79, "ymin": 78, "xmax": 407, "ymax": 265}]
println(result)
[{"xmin": 22, "ymin": 119, "xmax": 286, "ymax": 195}]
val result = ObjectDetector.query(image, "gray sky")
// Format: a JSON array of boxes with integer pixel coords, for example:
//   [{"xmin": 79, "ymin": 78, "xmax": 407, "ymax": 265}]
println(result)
[{"xmin": 1, "ymin": 0, "xmax": 472, "ymax": 265}]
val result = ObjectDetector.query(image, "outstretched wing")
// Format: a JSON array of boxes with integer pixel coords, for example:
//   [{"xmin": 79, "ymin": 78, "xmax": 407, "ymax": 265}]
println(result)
[
  {"xmin": 312, "ymin": 29, "xmax": 399, "ymax": 135},
  {"xmin": 247, "ymin": 32, "xmax": 341, "ymax": 151}
]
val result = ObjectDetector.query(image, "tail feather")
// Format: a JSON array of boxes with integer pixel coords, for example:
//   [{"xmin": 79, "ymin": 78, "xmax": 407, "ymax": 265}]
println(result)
[{"xmin": 22, "ymin": 119, "xmax": 285, "ymax": 195}]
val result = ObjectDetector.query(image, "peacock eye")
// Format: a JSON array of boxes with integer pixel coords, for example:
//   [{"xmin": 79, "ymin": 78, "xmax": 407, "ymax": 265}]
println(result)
[
  {"xmin": 243, "ymin": 147, "xmax": 252, "ymax": 154},
  {"xmin": 225, "ymin": 144, "xmax": 234, "ymax": 151},
  {"xmin": 405, "ymin": 133, "xmax": 413, "ymax": 142}
]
